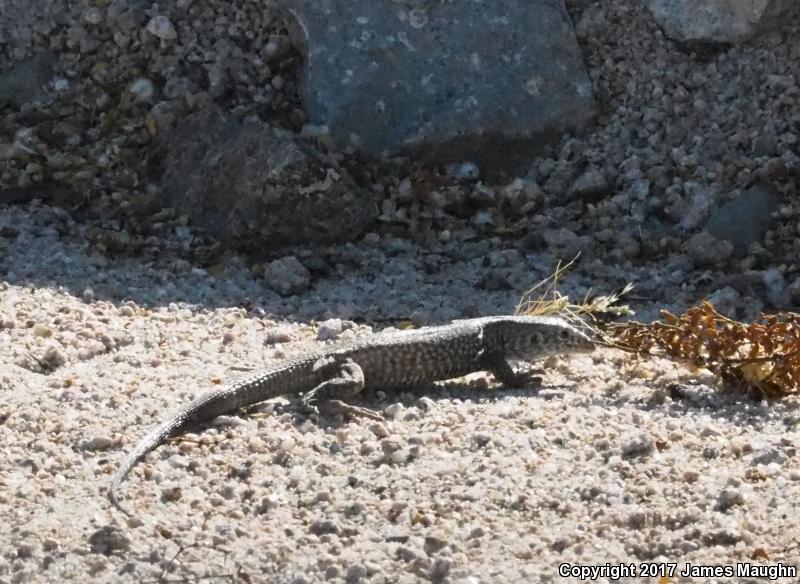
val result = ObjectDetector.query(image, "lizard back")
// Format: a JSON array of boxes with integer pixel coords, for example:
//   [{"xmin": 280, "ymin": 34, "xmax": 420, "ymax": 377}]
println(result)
[{"xmin": 331, "ymin": 320, "xmax": 486, "ymax": 388}]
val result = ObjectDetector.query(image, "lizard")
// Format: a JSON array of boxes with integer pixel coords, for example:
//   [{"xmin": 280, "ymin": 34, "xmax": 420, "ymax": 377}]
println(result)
[{"xmin": 109, "ymin": 315, "xmax": 595, "ymax": 515}]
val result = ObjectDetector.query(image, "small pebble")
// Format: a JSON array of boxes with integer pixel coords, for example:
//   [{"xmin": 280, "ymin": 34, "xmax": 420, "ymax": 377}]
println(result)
[
  {"xmin": 317, "ymin": 318, "xmax": 343, "ymax": 341},
  {"xmin": 264, "ymin": 329, "xmax": 292, "ymax": 344},
  {"xmin": 389, "ymin": 448, "xmax": 412, "ymax": 465},
  {"xmin": 360, "ymin": 441, "xmax": 378, "ymax": 456},
  {"xmin": 146, "ymin": 15, "xmax": 177, "ymax": 40},
  {"xmin": 369, "ymin": 422, "xmax": 390, "ymax": 438},
  {"xmin": 619, "ymin": 432, "xmax": 655, "ymax": 457},
  {"xmin": 472, "ymin": 432, "xmax": 491, "ymax": 447},
  {"xmin": 32, "ymin": 324, "xmax": 52, "ymax": 338},
  {"xmin": 16, "ymin": 543, "xmax": 34, "ymax": 559},
  {"xmin": 84, "ymin": 436, "xmax": 115, "ymax": 451},
  {"xmin": 423, "ymin": 535, "xmax": 448, "ymax": 555},
  {"xmin": 362, "ymin": 232, "xmax": 381, "ymax": 245},
  {"xmin": 160, "ymin": 486, "xmax": 183, "ymax": 503},
  {"xmin": 683, "ymin": 470, "xmax": 700, "ymax": 483},
  {"xmin": 88, "ymin": 526, "xmax": 131, "ymax": 554},
  {"xmin": 416, "ymin": 396, "xmax": 435, "ymax": 412},
  {"xmin": 384, "ymin": 403, "xmax": 405, "ymax": 420},
  {"xmin": 338, "ymin": 328, "xmax": 356, "ymax": 342},
  {"xmin": 717, "ymin": 487, "xmax": 745, "ymax": 511},
  {"xmin": 309, "ymin": 518, "xmax": 340, "ymax": 536},
  {"xmin": 128, "ymin": 78, "xmax": 154, "ymax": 101},
  {"xmin": 118, "ymin": 305, "xmax": 135, "ymax": 317},
  {"xmin": 258, "ymin": 494, "xmax": 281, "ymax": 512},
  {"xmin": 750, "ymin": 446, "xmax": 787, "ymax": 466},
  {"xmin": 41, "ymin": 346, "xmax": 67, "ymax": 369},
  {"xmin": 345, "ymin": 564, "xmax": 368, "ymax": 581}
]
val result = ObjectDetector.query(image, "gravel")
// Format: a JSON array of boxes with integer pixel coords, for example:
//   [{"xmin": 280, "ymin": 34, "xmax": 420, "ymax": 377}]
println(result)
[
  {"xmin": 1, "ymin": 200, "xmax": 798, "ymax": 581},
  {"xmin": 2, "ymin": 0, "xmax": 800, "ymax": 581}
]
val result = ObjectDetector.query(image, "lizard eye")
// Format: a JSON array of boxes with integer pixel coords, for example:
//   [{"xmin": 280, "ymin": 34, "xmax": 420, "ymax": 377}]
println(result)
[{"xmin": 559, "ymin": 329, "xmax": 571, "ymax": 340}]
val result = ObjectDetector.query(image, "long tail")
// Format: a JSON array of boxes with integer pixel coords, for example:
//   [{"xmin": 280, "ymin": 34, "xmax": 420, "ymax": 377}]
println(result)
[
  {"xmin": 108, "ymin": 382, "xmax": 263, "ymax": 516},
  {"xmin": 108, "ymin": 360, "xmax": 319, "ymax": 516},
  {"xmin": 108, "ymin": 414, "xmax": 189, "ymax": 516}
]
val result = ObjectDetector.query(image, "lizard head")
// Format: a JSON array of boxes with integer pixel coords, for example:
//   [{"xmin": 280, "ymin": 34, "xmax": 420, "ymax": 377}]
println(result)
[{"xmin": 498, "ymin": 315, "xmax": 595, "ymax": 361}]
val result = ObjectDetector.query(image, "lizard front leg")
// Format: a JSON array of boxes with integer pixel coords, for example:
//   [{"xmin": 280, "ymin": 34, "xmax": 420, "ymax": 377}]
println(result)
[
  {"xmin": 481, "ymin": 350, "xmax": 542, "ymax": 389},
  {"xmin": 302, "ymin": 358, "xmax": 382, "ymax": 421}
]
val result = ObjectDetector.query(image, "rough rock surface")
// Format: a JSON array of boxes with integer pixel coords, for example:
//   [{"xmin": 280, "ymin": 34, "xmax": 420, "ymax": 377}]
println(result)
[
  {"xmin": 0, "ymin": 52, "xmax": 53, "ymax": 108},
  {"xmin": 0, "ymin": 0, "xmax": 65, "ymax": 56},
  {"xmin": 645, "ymin": 0, "xmax": 800, "ymax": 43},
  {"xmin": 704, "ymin": 182, "xmax": 782, "ymax": 255},
  {"xmin": 158, "ymin": 108, "xmax": 377, "ymax": 252},
  {"xmin": 283, "ymin": 0, "xmax": 595, "ymax": 176}
]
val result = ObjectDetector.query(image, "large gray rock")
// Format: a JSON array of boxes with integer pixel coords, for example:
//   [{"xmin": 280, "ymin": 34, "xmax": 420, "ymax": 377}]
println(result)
[
  {"xmin": 0, "ymin": 52, "xmax": 53, "ymax": 108},
  {"xmin": 283, "ymin": 0, "xmax": 595, "ymax": 176},
  {"xmin": 704, "ymin": 182, "xmax": 782, "ymax": 255},
  {"xmin": 645, "ymin": 0, "xmax": 800, "ymax": 44},
  {"xmin": 158, "ymin": 108, "xmax": 378, "ymax": 252}
]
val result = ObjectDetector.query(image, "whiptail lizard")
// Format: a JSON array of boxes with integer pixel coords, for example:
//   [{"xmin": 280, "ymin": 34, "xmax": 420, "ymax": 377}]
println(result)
[{"xmin": 109, "ymin": 315, "xmax": 595, "ymax": 515}]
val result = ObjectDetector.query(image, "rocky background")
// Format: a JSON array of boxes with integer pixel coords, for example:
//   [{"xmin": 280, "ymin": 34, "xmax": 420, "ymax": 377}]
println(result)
[
  {"xmin": 0, "ymin": 0, "xmax": 799, "ymax": 321},
  {"xmin": 1, "ymin": 0, "xmax": 799, "ymax": 582}
]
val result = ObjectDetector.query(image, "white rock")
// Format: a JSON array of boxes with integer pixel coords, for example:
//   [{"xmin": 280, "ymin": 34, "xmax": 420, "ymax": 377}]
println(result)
[
  {"xmin": 619, "ymin": 431, "xmax": 655, "ymax": 457},
  {"xmin": 146, "ymin": 15, "xmax": 177, "ymax": 40},
  {"xmin": 128, "ymin": 78, "xmax": 154, "ymax": 101},
  {"xmin": 317, "ymin": 318, "xmax": 343, "ymax": 341}
]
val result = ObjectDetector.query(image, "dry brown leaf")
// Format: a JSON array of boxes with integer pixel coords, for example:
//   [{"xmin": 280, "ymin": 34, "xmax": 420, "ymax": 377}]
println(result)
[{"xmin": 604, "ymin": 302, "xmax": 800, "ymax": 397}]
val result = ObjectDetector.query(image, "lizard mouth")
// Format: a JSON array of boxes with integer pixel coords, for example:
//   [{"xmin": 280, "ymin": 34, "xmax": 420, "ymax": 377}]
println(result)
[{"xmin": 570, "ymin": 339, "xmax": 596, "ymax": 354}]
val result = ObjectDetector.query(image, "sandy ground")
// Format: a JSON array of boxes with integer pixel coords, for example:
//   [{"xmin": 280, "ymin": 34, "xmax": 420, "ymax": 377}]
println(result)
[
  {"xmin": 1, "ymin": 203, "xmax": 799, "ymax": 584},
  {"xmin": 2, "ymin": 1, "xmax": 800, "ymax": 579}
]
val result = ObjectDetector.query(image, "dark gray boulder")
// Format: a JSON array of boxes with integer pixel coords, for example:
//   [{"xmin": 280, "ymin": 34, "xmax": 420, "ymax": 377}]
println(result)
[
  {"xmin": 704, "ymin": 183, "xmax": 782, "ymax": 256},
  {"xmin": 158, "ymin": 108, "xmax": 378, "ymax": 252},
  {"xmin": 0, "ymin": 52, "xmax": 54, "ymax": 108},
  {"xmin": 283, "ymin": 0, "xmax": 595, "ymax": 177}
]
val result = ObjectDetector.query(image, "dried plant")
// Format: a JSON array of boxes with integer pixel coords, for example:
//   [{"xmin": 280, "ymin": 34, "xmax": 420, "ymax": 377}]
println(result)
[
  {"xmin": 519, "ymin": 260, "xmax": 800, "ymax": 397},
  {"xmin": 516, "ymin": 255, "xmax": 634, "ymax": 336},
  {"xmin": 605, "ymin": 302, "xmax": 800, "ymax": 398}
]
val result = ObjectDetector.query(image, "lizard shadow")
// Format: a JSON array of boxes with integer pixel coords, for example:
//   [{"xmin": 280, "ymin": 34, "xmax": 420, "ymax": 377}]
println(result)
[
  {"xmin": 240, "ymin": 376, "xmax": 575, "ymax": 427},
  {"xmin": 318, "ymin": 378, "xmax": 796, "ymax": 432},
  {"xmin": 232, "ymin": 374, "xmax": 797, "ymax": 438}
]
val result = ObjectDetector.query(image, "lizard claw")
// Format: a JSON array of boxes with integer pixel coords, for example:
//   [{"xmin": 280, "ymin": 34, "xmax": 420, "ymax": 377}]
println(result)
[
  {"xmin": 506, "ymin": 370, "xmax": 543, "ymax": 389},
  {"xmin": 300, "ymin": 393, "xmax": 321, "ymax": 417},
  {"xmin": 318, "ymin": 399, "xmax": 383, "ymax": 421}
]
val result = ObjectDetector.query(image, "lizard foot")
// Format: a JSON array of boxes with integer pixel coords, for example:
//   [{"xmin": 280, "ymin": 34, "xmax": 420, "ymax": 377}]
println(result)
[
  {"xmin": 318, "ymin": 399, "xmax": 384, "ymax": 421},
  {"xmin": 503, "ymin": 370, "xmax": 543, "ymax": 389}
]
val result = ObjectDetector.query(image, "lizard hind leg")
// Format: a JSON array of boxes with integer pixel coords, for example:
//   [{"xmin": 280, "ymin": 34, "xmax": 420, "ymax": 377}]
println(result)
[{"xmin": 302, "ymin": 358, "xmax": 382, "ymax": 421}]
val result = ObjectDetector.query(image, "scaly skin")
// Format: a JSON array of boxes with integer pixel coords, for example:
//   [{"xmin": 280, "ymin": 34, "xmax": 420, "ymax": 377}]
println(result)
[{"xmin": 109, "ymin": 315, "xmax": 594, "ymax": 515}]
